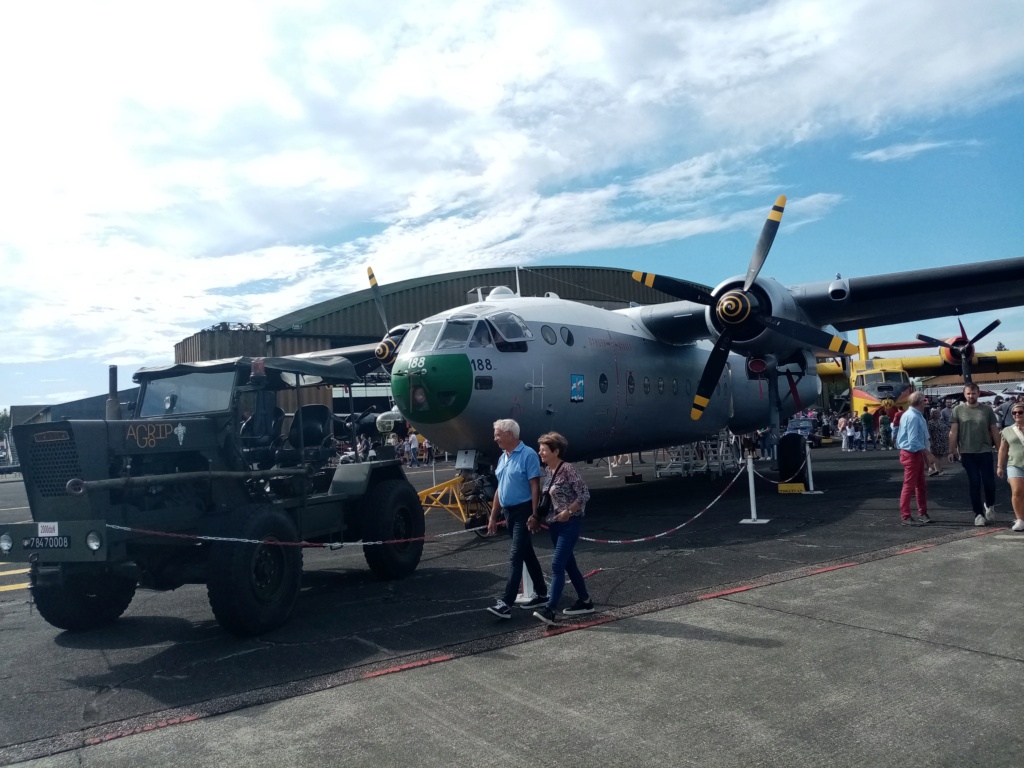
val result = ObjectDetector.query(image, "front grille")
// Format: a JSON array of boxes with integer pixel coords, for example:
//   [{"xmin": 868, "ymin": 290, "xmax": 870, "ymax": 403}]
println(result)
[{"xmin": 29, "ymin": 435, "xmax": 83, "ymax": 498}]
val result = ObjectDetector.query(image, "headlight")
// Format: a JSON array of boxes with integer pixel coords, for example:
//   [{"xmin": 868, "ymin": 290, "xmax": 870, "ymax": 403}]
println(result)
[
  {"xmin": 85, "ymin": 531, "xmax": 102, "ymax": 551},
  {"xmin": 0, "ymin": 533, "xmax": 12, "ymax": 553}
]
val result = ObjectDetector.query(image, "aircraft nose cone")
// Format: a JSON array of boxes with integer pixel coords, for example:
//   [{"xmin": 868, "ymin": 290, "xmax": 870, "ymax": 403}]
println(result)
[
  {"xmin": 391, "ymin": 354, "xmax": 474, "ymax": 425},
  {"xmin": 717, "ymin": 290, "xmax": 753, "ymax": 325}
]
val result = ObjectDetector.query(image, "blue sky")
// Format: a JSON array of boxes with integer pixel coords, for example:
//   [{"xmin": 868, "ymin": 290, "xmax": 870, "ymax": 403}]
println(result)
[{"xmin": 3, "ymin": 0, "xmax": 1024, "ymax": 412}]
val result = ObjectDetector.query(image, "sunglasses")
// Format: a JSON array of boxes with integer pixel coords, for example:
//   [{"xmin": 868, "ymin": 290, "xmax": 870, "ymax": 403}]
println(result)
[{"xmin": 1013, "ymin": 411, "xmax": 1024, "ymax": 416}]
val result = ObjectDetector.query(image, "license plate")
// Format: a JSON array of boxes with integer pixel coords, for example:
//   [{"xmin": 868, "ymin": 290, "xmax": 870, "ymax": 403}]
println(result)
[{"xmin": 23, "ymin": 536, "xmax": 70, "ymax": 549}]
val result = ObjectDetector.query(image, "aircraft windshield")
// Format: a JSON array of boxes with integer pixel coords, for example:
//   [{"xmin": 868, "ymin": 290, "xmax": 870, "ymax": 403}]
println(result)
[
  {"xmin": 863, "ymin": 371, "xmax": 910, "ymax": 385},
  {"xmin": 138, "ymin": 371, "xmax": 235, "ymax": 417},
  {"xmin": 409, "ymin": 322, "xmax": 443, "ymax": 353},
  {"xmin": 436, "ymin": 317, "xmax": 475, "ymax": 350}
]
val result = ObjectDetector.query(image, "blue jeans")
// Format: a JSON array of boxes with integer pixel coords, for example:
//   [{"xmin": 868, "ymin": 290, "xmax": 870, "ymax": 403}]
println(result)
[
  {"xmin": 960, "ymin": 452, "xmax": 996, "ymax": 517},
  {"xmin": 546, "ymin": 517, "xmax": 589, "ymax": 611},
  {"xmin": 501, "ymin": 503, "xmax": 547, "ymax": 606}
]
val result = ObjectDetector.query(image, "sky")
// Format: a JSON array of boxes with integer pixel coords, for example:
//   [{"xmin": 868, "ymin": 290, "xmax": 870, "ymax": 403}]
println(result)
[{"xmin": 2, "ymin": 0, "xmax": 1024, "ymax": 413}]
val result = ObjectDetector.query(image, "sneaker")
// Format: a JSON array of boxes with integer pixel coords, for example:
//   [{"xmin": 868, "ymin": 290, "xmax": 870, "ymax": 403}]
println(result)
[
  {"xmin": 901, "ymin": 517, "xmax": 920, "ymax": 526},
  {"xmin": 918, "ymin": 513, "xmax": 933, "ymax": 524},
  {"xmin": 533, "ymin": 606, "xmax": 557, "ymax": 626},
  {"xmin": 563, "ymin": 599, "xmax": 595, "ymax": 615},
  {"xmin": 1012, "ymin": 519, "xmax": 1024, "ymax": 532},
  {"xmin": 487, "ymin": 600, "xmax": 512, "ymax": 619},
  {"xmin": 984, "ymin": 504, "xmax": 996, "ymax": 521},
  {"xmin": 926, "ymin": 469, "xmax": 939, "ymax": 477},
  {"xmin": 518, "ymin": 594, "xmax": 548, "ymax": 609},
  {"xmin": 974, "ymin": 514, "xmax": 987, "ymax": 527}
]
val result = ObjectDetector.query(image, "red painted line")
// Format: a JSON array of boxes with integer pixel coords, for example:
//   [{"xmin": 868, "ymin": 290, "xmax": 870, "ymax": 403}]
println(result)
[
  {"xmin": 84, "ymin": 716, "xmax": 199, "ymax": 745},
  {"xmin": 972, "ymin": 528, "xmax": 1002, "ymax": 537},
  {"xmin": 699, "ymin": 586, "xmax": 753, "ymax": 600},
  {"xmin": 806, "ymin": 562, "xmax": 859, "ymax": 575},
  {"xmin": 361, "ymin": 654, "xmax": 454, "ymax": 679},
  {"xmin": 582, "ymin": 568, "xmax": 603, "ymax": 579},
  {"xmin": 897, "ymin": 545, "xmax": 934, "ymax": 554},
  {"xmin": 543, "ymin": 616, "xmax": 616, "ymax": 636}
]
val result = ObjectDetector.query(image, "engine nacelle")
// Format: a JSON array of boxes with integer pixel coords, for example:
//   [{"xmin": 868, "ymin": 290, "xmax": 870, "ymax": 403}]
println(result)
[
  {"xmin": 705, "ymin": 275, "xmax": 811, "ymax": 361},
  {"xmin": 827, "ymin": 277, "xmax": 850, "ymax": 301}
]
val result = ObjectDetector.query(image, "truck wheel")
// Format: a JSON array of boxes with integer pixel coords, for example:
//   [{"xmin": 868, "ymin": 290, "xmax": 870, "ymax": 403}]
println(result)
[
  {"xmin": 207, "ymin": 507, "xmax": 303, "ymax": 637},
  {"xmin": 362, "ymin": 479, "xmax": 425, "ymax": 580},
  {"xmin": 32, "ymin": 570, "xmax": 137, "ymax": 632}
]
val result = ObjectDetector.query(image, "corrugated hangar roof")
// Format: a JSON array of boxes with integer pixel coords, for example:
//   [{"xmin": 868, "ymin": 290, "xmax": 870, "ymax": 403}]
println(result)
[{"xmin": 267, "ymin": 265, "xmax": 686, "ymax": 338}]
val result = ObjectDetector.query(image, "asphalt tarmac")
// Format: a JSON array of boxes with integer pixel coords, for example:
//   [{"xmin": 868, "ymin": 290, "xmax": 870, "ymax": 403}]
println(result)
[{"xmin": 1, "ymin": 444, "xmax": 1022, "ymax": 766}]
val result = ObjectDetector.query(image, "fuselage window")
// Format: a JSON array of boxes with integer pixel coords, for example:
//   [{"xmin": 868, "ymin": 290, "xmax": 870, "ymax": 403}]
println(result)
[
  {"xmin": 541, "ymin": 325, "xmax": 557, "ymax": 344},
  {"xmin": 685, "ymin": 379, "xmax": 692, "ymax": 395},
  {"xmin": 560, "ymin": 327, "xmax": 575, "ymax": 346},
  {"xmin": 627, "ymin": 373, "xmax": 635, "ymax": 395},
  {"xmin": 643, "ymin": 376, "xmax": 651, "ymax": 395},
  {"xmin": 672, "ymin": 378, "xmax": 678, "ymax": 395},
  {"xmin": 658, "ymin": 377, "xmax": 664, "ymax": 395},
  {"xmin": 599, "ymin": 373, "xmax": 608, "ymax": 393},
  {"xmin": 410, "ymin": 322, "xmax": 443, "ymax": 353}
]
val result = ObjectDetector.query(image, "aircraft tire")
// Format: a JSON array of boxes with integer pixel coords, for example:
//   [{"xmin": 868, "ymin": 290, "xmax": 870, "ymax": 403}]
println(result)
[
  {"xmin": 207, "ymin": 506, "xmax": 302, "ymax": 637},
  {"xmin": 32, "ymin": 568, "xmax": 137, "ymax": 632},
  {"xmin": 362, "ymin": 479, "xmax": 425, "ymax": 580}
]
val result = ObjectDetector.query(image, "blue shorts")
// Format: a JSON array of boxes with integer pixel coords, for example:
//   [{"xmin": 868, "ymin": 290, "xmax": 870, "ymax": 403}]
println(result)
[{"xmin": 1007, "ymin": 466, "xmax": 1024, "ymax": 480}]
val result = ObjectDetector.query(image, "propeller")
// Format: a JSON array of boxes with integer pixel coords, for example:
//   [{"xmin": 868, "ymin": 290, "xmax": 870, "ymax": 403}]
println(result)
[
  {"xmin": 633, "ymin": 195, "xmax": 858, "ymax": 420},
  {"xmin": 366, "ymin": 267, "xmax": 412, "ymax": 371},
  {"xmin": 915, "ymin": 318, "xmax": 1001, "ymax": 384},
  {"xmin": 367, "ymin": 266, "xmax": 390, "ymax": 334}
]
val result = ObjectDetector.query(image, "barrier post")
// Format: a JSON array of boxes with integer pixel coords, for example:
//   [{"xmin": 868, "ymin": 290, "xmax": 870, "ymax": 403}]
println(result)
[
  {"xmin": 514, "ymin": 570, "xmax": 537, "ymax": 605},
  {"xmin": 740, "ymin": 455, "xmax": 769, "ymax": 524},
  {"xmin": 802, "ymin": 440, "xmax": 823, "ymax": 495}
]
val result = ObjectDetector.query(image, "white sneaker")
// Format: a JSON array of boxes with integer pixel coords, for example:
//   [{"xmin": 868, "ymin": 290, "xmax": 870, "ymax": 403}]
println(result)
[
  {"xmin": 1012, "ymin": 519, "xmax": 1024, "ymax": 532},
  {"xmin": 984, "ymin": 504, "xmax": 996, "ymax": 521},
  {"xmin": 974, "ymin": 514, "xmax": 987, "ymax": 527}
]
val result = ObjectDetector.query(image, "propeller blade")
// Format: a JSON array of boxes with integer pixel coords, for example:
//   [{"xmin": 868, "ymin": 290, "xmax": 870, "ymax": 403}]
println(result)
[
  {"xmin": 631, "ymin": 272, "xmax": 715, "ymax": 305},
  {"xmin": 968, "ymin": 318, "xmax": 1001, "ymax": 346},
  {"xmin": 754, "ymin": 315, "xmax": 858, "ymax": 356},
  {"xmin": 691, "ymin": 334, "xmax": 733, "ymax": 420},
  {"xmin": 367, "ymin": 267, "xmax": 390, "ymax": 334},
  {"xmin": 915, "ymin": 333, "xmax": 954, "ymax": 350},
  {"xmin": 961, "ymin": 355, "xmax": 973, "ymax": 384},
  {"xmin": 743, "ymin": 195, "xmax": 786, "ymax": 291}
]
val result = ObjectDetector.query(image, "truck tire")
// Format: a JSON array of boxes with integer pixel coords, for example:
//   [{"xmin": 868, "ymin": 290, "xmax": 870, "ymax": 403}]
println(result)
[
  {"xmin": 207, "ymin": 507, "xmax": 303, "ymax": 637},
  {"xmin": 362, "ymin": 479, "xmax": 425, "ymax": 580},
  {"xmin": 32, "ymin": 569, "xmax": 137, "ymax": 632}
]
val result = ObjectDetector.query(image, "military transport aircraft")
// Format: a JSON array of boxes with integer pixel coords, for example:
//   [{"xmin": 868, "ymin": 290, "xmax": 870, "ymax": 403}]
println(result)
[{"xmin": 362, "ymin": 197, "xmax": 1024, "ymax": 467}]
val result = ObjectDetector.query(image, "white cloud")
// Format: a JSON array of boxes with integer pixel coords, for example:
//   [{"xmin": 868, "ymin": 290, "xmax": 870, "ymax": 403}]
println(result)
[
  {"xmin": 1, "ymin": 0, "xmax": 1023, "ymax": 404},
  {"xmin": 852, "ymin": 140, "xmax": 981, "ymax": 162}
]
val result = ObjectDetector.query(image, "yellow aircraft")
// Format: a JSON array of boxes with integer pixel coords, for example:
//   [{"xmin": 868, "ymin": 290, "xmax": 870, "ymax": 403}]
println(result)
[{"xmin": 818, "ymin": 320, "xmax": 1024, "ymax": 421}]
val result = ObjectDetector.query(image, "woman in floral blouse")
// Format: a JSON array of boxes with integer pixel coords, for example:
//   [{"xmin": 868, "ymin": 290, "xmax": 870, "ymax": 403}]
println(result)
[{"xmin": 529, "ymin": 432, "xmax": 594, "ymax": 625}]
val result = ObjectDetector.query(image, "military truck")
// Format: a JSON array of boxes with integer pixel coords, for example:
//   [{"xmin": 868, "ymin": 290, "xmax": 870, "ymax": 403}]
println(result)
[{"xmin": 1, "ymin": 352, "xmax": 424, "ymax": 637}]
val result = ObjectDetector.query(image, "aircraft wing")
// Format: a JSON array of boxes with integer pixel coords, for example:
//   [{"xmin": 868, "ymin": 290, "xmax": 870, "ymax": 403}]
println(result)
[
  {"xmin": 793, "ymin": 256, "xmax": 1024, "ymax": 331},
  {"xmin": 874, "ymin": 350, "xmax": 1024, "ymax": 377}
]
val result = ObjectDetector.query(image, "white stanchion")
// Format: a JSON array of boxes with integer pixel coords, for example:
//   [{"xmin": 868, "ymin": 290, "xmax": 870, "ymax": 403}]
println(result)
[
  {"xmin": 802, "ymin": 440, "xmax": 823, "ymax": 495},
  {"xmin": 514, "ymin": 570, "xmax": 537, "ymax": 605},
  {"xmin": 606, "ymin": 458, "xmax": 615, "ymax": 478},
  {"xmin": 740, "ymin": 455, "xmax": 769, "ymax": 524}
]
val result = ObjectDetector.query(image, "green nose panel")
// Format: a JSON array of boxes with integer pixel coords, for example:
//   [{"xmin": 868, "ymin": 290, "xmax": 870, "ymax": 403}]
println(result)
[{"xmin": 391, "ymin": 354, "xmax": 473, "ymax": 424}]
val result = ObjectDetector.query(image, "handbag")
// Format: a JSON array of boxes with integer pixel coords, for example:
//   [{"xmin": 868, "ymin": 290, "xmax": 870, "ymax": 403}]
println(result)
[{"xmin": 536, "ymin": 461, "xmax": 565, "ymax": 518}]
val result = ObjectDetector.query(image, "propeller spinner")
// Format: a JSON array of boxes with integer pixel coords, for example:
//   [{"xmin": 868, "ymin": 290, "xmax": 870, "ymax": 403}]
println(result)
[
  {"xmin": 633, "ymin": 195, "xmax": 857, "ymax": 420},
  {"xmin": 915, "ymin": 318, "xmax": 1001, "ymax": 384}
]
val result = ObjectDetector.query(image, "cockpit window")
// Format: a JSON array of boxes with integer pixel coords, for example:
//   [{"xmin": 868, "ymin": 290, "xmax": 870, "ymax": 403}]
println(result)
[
  {"xmin": 409, "ymin": 322, "xmax": 443, "ymax": 353},
  {"xmin": 884, "ymin": 371, "xmax": 910, "ymax": 383},
  {"xmin": 436, "ymin": 318, "xmax": 475, "ymax": 350},
  {"xmin": 138, "ymin": 371, "xmax": 235, "ymax": 417},
  {"xmin": 469, "ymin": 321, "xmax": 494, "ymax": 348},
  {"xmin": 488, "ymin": 311, "xmax": 533, "ymax": 343}
]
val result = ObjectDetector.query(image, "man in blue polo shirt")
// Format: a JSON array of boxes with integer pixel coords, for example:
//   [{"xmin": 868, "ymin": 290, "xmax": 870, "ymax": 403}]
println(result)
[{"xmin": 486, "ymin": 419, "xmax": 548, "ymax": 618}]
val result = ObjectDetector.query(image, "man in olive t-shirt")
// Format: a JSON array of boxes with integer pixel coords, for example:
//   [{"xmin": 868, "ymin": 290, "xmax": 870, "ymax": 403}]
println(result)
[{"xmin": 948, "ymin": 383, "xmax": 1001, "ymax": 526}]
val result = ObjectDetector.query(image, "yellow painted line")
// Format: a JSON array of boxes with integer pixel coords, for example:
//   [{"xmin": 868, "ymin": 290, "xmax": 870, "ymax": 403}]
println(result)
[
  {"xmin": 0, "ymin": 583, "xmax": 29, "ymax": 592},
  {"xmin": 0, "ymin": 568, "xmax": 30, "ymax": 576}
]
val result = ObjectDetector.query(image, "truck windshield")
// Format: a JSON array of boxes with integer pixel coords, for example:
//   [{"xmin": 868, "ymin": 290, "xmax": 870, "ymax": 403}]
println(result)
[{"xmin": 138, "ymin": 371, "xmax": 236, "ymax": 417}]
